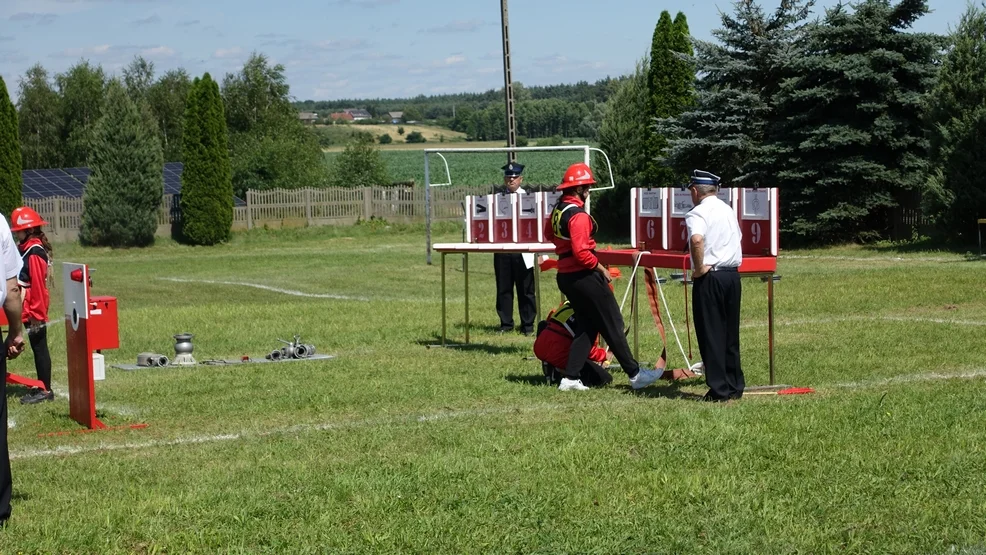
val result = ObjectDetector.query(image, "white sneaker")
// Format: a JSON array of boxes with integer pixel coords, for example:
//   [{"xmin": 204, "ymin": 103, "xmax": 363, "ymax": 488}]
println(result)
[
  {"xmin": 558, "ymin": 378, "xmax": 590, "ymax": 391},
  {"xmin": 629, "ymin": 368, "xmax": 663, "ymax": 389}
]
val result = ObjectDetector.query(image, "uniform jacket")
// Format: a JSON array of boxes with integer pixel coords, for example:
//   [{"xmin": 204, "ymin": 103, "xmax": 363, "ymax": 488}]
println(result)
[
  {"xmin": 17, "ymin": 237, "xmax": 49, "ymax": 323},
  {"xmin": 544, "ymin": 196, "xmax": 598, "ymax": 273}
]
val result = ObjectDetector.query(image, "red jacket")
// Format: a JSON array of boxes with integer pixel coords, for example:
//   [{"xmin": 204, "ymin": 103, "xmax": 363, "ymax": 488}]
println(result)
[
  {"xmin": 17, "ymin": 237, "xmax": 50, "ymax": 323},
  {"xmin": 533, "ymin": 323, "xmax": 608, "ymax": 370},
  {"xmin": 544, "ymin": 196, "xmax": 598, "ymax": 273}
]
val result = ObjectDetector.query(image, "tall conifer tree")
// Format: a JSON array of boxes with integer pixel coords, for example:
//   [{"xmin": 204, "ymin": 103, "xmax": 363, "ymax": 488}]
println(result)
[
  {"xmin": 80, "ymin": 80, "xmax": 163, "ymax": 247},
  {"xmin": 772, "ymin": 0, "xmax": 941, "ymax": 242},
  {"xmin": 17, "ymin": 65, "xmax": 62, "ymax": 170},
  {"xmin": 924, "ymin": 4, "xmax": 986, "ymax": 241},
  {"xmin": 646, "ymin": 11, "xmax": 695, "ymax": 188},
  {"xmin": 181, "ymin": 73, "xmax": 233, "ymax": 245},
  {"xmin": 0, "ymin": 76, "xmax": 23, "ymax": 219}
]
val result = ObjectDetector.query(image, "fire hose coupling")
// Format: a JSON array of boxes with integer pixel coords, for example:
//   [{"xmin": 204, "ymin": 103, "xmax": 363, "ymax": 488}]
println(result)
[
  {"xmin": 266, "ymin": 334, "xmax": 318, "ymax": 360},
  {"xmin": 136, "ymin": 353, "xmax": 170, "ymax": 367}
]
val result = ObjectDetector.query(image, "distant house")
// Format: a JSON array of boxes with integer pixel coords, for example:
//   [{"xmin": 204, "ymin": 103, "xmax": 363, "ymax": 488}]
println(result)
[
  {"xmin": 388, "ymin": 111, "xmax": 404, "ymax": 124},
  {"xmin": 330, "ymin": 112, "xmax": 354, "ymax": 122},
  {"xmin": 344, "ymin": 108, "xmax": 372, "ymax": 121},
  {"xmin": 298, "ymin": 112, "xmax": 318, "ymax": 125}
]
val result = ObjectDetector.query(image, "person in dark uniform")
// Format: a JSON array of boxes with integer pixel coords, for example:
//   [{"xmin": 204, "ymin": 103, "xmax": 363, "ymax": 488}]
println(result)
[
  {"xmin": 545, "ymin": 162, "xmax": 662, "ymax": 391},
  {"xmin": 685, "ymin": 170, "xmax": 744, "ymax": 402},
  {"xmin": 494, "ymin": 162, "xmax": 536, "ymax": 335}
]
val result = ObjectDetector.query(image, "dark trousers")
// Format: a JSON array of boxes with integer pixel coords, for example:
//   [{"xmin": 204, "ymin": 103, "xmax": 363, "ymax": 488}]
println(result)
[
  {"xmin": 494, "ymin": 253, "xmax": 535, "ymax": 331},
  {"xmin": 29, "ymin": 326, "xmax": 51, "ymax": 391},
  {"xmin": 557, "ymin": 270, "xmax": 639, "ymax": 377},
  {"xmin": 692, "ymin": 269, "xmax": 744, "ymax": 399},
  {"xmin": 0, "ymin": 333, "xmax": 11, "ymax": 523}
]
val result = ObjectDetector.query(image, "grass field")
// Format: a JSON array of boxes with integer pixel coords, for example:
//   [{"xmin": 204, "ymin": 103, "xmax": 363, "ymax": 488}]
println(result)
[
  {"xmin": 1, "ymin": 224, "xmax": 985, "ymax": 552},
  {"xmin": 325, "ymin": 147, "xmax": 603, "ymax": 189},
  {"xmin": 319, "ymin": 123, "xmax": 467, "ymax": 148}
]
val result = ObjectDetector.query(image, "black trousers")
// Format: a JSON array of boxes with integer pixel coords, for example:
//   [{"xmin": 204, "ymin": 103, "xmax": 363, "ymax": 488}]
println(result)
[
  {"xmin": 29, "ymin": 326, "xmax": 51, "ymax": 391},
  {"xmin": 692, "ymin": 269, "xmax": 744, "ymax": 399},
  {"xmin": 0, "ymin": 333, "xmax": 11, "ymax": 523},
  {"xmin": 494, "ymin": 253, "xmax": 535, "ymax": 331},
  {"xmin": 556, "ymin": 270, "xmax": 639, "ymax": 377}
]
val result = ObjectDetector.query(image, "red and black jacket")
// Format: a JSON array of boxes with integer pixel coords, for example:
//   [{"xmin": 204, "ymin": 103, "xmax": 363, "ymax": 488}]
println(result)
[
  {"xmin": 544, "ymin": 196, "xmax": 598, "ymax": 274},
  {"xmin": 18, "ymin": 237, "xmax": 50, "ymax": 324}
]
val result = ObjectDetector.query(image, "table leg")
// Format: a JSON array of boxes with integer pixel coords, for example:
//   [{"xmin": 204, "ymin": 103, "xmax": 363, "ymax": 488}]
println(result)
[
  {"xmin": 768, "ymin": 273, "xmax": 775, "ymax": 386},
  {"xmin": 441, "ymin": 252, "xmax": 447, "ymax": 347},
  {"xmin": 534, "ymin": 259, "xmax": 542, "ymax": 323},
  {"xmin": 464, "ymin": 253, "xmax": 470, "ymax": 344},
  {"xmin": 632, "ymin": 267, "xmax": 639, "ymax": 360}
]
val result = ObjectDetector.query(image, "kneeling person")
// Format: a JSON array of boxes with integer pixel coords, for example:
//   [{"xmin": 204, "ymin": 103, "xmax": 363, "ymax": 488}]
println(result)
[{"xmin": 533, "ymin": 302, "xmax": 613, "ymax": 391}]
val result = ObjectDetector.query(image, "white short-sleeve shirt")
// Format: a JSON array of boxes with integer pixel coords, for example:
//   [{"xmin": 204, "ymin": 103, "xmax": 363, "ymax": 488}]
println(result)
[
  {"xmin": 685, "ymin": 195, "xmax": 743, "ymax": 268},
  {"xmin": 0, "ymin": 215, "xmax": 23, "ymax": 305}
]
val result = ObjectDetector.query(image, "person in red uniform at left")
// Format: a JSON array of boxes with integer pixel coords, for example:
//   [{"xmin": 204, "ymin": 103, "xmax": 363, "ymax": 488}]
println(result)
[
  {"xmin": 533, "ymin": 301, "xmax": 613, "ymax": 388},
  {"xmin": 545, "ymin": 163, "xmax": 662, "ymax": 391},
  {"xmin": 10, "ymin": 207, "xmax": 53, "ymax": 405}
]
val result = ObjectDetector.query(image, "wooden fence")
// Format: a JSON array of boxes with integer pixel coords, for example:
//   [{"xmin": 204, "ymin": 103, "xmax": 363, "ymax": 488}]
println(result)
[{"xmin": 25, "ymin": 186, "xmax": 472, "ymax": 241}]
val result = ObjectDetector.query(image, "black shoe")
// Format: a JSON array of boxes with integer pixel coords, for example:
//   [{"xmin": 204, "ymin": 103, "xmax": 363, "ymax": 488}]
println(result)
[
  {"xmin": 498, "ymin": 326, "xmax": 513, "ymax": 334},
  {"xmin": 701, "ymin": 391, "xmax": 729, "ymax": 403},
  {"xmin": 20, "ymin": 389, "xmax": 54, "ymax": 405},
  {"xmin": 520, "ymin": 328, "xmax": 534, "ymax": 337}
]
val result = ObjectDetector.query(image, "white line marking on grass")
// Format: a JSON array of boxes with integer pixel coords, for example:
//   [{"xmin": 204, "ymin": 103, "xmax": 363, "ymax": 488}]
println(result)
[
  {"xmin": 15, "ymin": 369, "xmax": 986, "ymax": 460},
  {"xmin": 740, "ymin": 315, "xmax": 986, "ymax": 329},
  {"xmin": 9, "ymin": 400, "xmax": 635, "ymax": 460},
  {"xmin": 157, "ymin": 278, "xmax": 369, "ymax": 301},
  {"xmin": 780, "ymin": 254, "xmax": 957, "ymax": 263}
]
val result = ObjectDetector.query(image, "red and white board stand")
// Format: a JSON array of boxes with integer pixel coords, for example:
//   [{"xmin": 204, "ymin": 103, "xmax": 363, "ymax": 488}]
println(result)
[
  {"xmin": 63, "ymin": 262, "xmax": 105, "ymax": 429},
  {"xmin": 630, "ymin": 188, "xmax": 668, "ymax": 251},
  {"xmin": 465, "ymin": 195, "xmax": 492, "ymax": 243},
  {"xmin": 738, "ymin": 188, "xmax": 779, "ymax": 256},
  {"xmin": 666, "ymin": 187, "xmax": 736, "ymax": 252},
  {"xmin": 492, "ymin": 193, "xmax": 516, "ymax": 243},
  {"xmin": 517, "ymin": 192, "xmax": 541, "ymax": 243}
]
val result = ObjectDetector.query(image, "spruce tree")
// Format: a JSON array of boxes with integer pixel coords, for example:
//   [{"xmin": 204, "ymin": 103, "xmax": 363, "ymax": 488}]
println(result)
[
  {"xmin": 0, "ymin": 76, "xmax": 23, "ymax": 219},
  {"xmin": 924, "ymin": 4, "xmax": 986, "ymax": 242},
  {"xmin": 658, "ymin": 0, "xmax": 813, "ymax": 188},
  {"xmin": 80, "ymin": 80, "xmax": 163, "ymax": 247},
  {"xmin": 772, "ymin": 0, "xmax": 942, "ymax": 242},
  {"xmin": 646, "ymin": 11, "xmax": 694, "ymax": 188},
  {"xmin": 180, "ymin": 73, "xmax": 233, "ymax": 245}
]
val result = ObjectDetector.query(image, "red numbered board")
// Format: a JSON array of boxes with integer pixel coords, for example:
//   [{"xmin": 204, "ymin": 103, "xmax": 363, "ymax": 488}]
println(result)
[
  {"xmin": 667, "ymin": 188, "xmax": 736, "ymax": 252},
  {"xmin": 630, "ymin": 188, "xmax": 668, "ymax": 251},
  {"xmin": 517, "ymin": 193, "xmax": 540, "ymax": 242},
  {"xmin": 466, "ymin": 195, "xmax": 492, "ymax": 243},
  {"xmin": 738, "ymin": 188, "xmax": 779, "ymax": 256},
  {"xmin": 491, "ymin": 193, "xmax": 515, "ymax": 243}
]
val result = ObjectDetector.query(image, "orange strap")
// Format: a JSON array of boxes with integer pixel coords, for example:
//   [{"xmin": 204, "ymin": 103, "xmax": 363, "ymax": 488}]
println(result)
[{"xmin": 643, "ymin": 268, "xmax": 668, "ymax": 370}]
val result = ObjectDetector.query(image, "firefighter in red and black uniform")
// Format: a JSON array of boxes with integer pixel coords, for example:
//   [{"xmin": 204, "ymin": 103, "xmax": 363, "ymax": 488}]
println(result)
[
  {"xmin": 545, "ymin": 163, "xmax": 662, "ymax": 391},
  {"xmin": 10, "ymin": 207, "xmax": 54, "ymax": 404}
]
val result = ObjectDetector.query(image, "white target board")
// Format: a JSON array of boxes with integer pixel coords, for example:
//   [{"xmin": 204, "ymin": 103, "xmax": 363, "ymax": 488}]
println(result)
[{"xmin": 630, "ymin": 188, "xmax": 668, "ymax": 250}]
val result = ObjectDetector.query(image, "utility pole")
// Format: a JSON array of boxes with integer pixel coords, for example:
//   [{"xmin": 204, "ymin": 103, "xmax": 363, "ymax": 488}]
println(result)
[{"xmin": 500, "ymin": 0, "xmax": 517, "ymax": 165}]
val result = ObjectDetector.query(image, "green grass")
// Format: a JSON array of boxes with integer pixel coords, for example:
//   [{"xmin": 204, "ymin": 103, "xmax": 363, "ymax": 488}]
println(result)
[
  {"xmin": 1, "ymin": 226, "xmax": 986, "ymax": 552},
  {"xmin": 324, "ymin": 146, "xmax": 602, "ymax": 189}
]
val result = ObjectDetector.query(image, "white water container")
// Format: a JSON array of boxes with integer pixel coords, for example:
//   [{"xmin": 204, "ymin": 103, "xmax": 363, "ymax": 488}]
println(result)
[{"xmin": 92, "ymin": 353, "xmax": 105, "ymax": 381}]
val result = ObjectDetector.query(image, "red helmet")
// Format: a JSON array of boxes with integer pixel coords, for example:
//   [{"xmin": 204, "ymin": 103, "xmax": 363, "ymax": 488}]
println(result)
[
  {"xmin": 10, "ymin": 206, "xmax": 48, "ymax": 232},
  {"xmin": 558, "ymin": 163, "xmax": 596, "ymax": 190}
]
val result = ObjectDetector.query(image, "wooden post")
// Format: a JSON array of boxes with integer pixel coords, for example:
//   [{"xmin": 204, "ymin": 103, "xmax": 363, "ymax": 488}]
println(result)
[
  {"xmin": 246, "ymin": 190, "xmax": 254, "ymax": 230},
  {"xmin": 305, "ymin": 188, "xmax": 313, "ymax": 226},
  {"xmin": 53, "ymin": 197, "xmax": 62, "ymax": 237},
  {"xmin": 363, "ymin": 187, "xmax": 373, "ymax": 220}
]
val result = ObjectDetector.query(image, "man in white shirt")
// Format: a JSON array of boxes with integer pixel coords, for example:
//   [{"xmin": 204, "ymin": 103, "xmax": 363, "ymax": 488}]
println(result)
[
  {"xmin": 493, "ymin": 162, "xmax": 536, "ymax": 335},
  {"xmin": 0, "ymin": 212, "xmax": 25, "ymax": 524},
  {"xmin": 685, "ymin": 170, "xmax": 744, "ymax": 402}
]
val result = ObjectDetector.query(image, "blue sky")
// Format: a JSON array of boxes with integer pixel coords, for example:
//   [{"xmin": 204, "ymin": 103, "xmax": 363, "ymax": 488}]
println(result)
[{"xmin": 0, "ymin": 0, "xmax": 968, "ymax": 102}]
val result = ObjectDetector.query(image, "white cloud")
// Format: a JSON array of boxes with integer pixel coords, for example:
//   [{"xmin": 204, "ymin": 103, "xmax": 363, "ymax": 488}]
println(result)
[
  {"xmin": 132, "ymin": 14, "xmax": 160, "ymax": 26},
  {"xmin": 51, "ymin": 43, "xmax": 111, "ymax": 58},
  {"xmin": 176, "ymin": 19, "xmax": 198, "ymax": 27},
  {"xmin": 213, "ymin": 47, "xmax": 242, "ymax": 59},
  {"xmin": 141, "ymin": 45, "xmax": 175, "ymax": 58},
  {"xmin": 9, "ymin": 12, "xmax": 58, "ymax": 25},
  {"xmin": 444, "ymin": 54, "xmax": 466, "ymax": 65},
  {"xmin": 424, "ymin": 20, "xmax": 485, "ymax": 34}
]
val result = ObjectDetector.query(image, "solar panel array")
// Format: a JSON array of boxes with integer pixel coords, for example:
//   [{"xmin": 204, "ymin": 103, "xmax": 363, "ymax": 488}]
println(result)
[{"xmin": 23, "ymin": 164, "xmax": 247, "ymax": 206}]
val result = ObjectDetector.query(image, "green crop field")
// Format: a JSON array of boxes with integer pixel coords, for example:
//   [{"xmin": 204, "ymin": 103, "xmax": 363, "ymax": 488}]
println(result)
[
  {"xmin": 1, "ymin": 224, "xmax": 985, "ymax": 552},
  {"xmin": 324, "ymin": 147, "xmax": 606, "ymax": 190}
]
